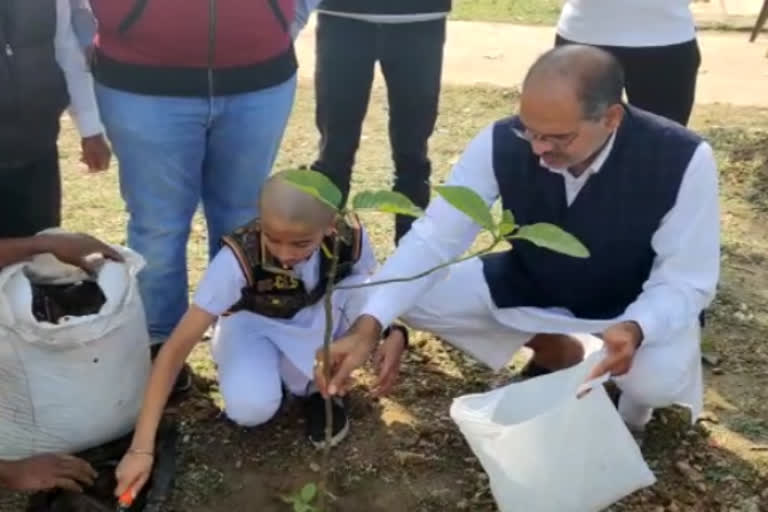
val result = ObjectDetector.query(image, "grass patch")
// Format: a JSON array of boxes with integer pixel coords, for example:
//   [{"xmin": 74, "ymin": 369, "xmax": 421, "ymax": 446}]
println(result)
[{"xmin": 451, "ymin": 0, "xmax": 562, "ymax": 25}]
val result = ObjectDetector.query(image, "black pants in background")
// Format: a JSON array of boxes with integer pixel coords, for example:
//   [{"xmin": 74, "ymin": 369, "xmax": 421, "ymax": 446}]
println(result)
[
  {"xmin": 0, "ymin": 149, "xmax": 61, "ymax": 238},
  {"xmin": 555, "ymin": 36, "xmax": 701, "ymax": 126},
  {"xmin": 311, "ymin": 15, "xmax": 446, "ymax": 242}
]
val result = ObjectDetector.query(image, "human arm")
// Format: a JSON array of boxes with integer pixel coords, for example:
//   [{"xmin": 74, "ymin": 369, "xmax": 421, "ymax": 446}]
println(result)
[
  {"xmin": 115, "ymin": 250, "xmax": 244, "ymax": 496},
  {"xmin": 0, "ymin": 455, "xmax": 96, "ymax": 492},
  {"xmin": 54, "ymin": 0, "xmax": 110, "ymax": 171},
  {"xmin": 68, "ymin": 0, "xmax": 96, "ymax": 52},
  {"xmin": 291, "ymin": 0, "xmax": 324, "ymax": 39},
  {"xmin": 0, "ymin": 233, "xmax": 123, "ymax": 270},
  {"xmin": 114, "ymin": 305, "xmax": 214, "ymax": 496},
  {"xmin": 588, "ymin": 142, "xmax": 720, "ymax": 378},
  {"xmin": 315, "ymin": 124, "xmax": 500, "ymax": 396}
]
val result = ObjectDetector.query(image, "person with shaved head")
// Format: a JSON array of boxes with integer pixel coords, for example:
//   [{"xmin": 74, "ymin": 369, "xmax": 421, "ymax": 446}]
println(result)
[
  {"xmin": 318, "ymin": 46, "xmax": 720, "ymax": 439},
  {"xmin": 112, "ymin": 171, "xmax": 407, "ymax": 497}
]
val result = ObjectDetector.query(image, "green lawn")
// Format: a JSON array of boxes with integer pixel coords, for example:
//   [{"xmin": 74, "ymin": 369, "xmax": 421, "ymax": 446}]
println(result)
[{"xmin": 452, "ymin": 0, "xmax": 562, "ymax": 25}]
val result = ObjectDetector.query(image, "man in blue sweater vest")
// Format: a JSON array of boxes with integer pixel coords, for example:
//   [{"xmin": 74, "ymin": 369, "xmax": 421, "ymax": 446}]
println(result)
[{"xmin": 315, "ymin": 45, "xmax": 720, "ymax": 433}]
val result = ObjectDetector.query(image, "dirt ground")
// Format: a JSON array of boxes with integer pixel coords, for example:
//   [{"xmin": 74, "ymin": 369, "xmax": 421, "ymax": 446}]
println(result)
[
  {"xmin": 1, "ymin": 84, "xmax": 767, "ymax": 511},
  {"xmin": 172, "ymin": 95, "xmax": 768, "ymax": 512}
]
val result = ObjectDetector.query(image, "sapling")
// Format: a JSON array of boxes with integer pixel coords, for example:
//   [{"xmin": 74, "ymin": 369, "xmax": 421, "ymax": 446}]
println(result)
[{"xmin": 280, "ymin": 169, "xmax": 589, "ymax": 511}]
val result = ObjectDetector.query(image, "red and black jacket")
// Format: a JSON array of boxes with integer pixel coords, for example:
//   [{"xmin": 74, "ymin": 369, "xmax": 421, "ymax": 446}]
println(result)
[{"xmin": 89, "ymin": 0, "xmax": 297, "ymax": 97}]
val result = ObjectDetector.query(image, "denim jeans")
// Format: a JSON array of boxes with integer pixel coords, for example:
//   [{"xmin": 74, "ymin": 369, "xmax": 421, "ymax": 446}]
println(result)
[{"xmin": 96, "ymin": 76, "xmax": 297, "ymax": 339}]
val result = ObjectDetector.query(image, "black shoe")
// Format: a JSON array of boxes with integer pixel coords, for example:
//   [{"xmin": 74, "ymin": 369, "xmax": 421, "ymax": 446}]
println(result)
[
  {"xmin": 303, "ymin": 392, "xmax": 349, "ymax": 449},
  {"xmin": 150, "ymin": 344, "xmax": 192, "ymax": 396}
]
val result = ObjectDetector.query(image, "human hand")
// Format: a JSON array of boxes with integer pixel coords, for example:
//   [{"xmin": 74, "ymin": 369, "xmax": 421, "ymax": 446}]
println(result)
[
  {"xmin": 80, "ymin": 134, "xmax": 111, "ymax": 172},
  {"xmin": 38, "ymin": 232, "xmax": 123, "ymax": 272},
  {"xmin": 315, "ymin": 315, "xmax": 381, "ymax": 398},
  {"xmin": 0, "ymin": 454, "xmax": 96, "ymax": 492},
  {"xmin": 114, "ymin": 450, "xmax": 153, "ymax": 499},
  {"xmin": 371, "ymin": 327, "xmax": 408, "ymax": 397},
  {"xmin": 586, "ymin": 321, "xmax": 644, "ymax": 381}
]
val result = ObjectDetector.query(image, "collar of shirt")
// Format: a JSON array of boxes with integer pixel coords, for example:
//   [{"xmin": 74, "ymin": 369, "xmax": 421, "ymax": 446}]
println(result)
[
  {"xmin": 292, "ymin": 250, "xmax": 320, "ymax": 291},
  {"xmin": 539, "ymin": 131, "xmax": 617, "ymax": 206}
]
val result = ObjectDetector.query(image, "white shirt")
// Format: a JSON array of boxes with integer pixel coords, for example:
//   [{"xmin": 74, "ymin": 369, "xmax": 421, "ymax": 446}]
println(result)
[
  {"xmin": 194, "ymin": 228, "xmax": 377, "ymax": 323},
  {"xmin": 55, "ymin": 0, "xmax": 102, "ymax": 137},
  {"xmin": 545, "ymin": 131, "xmax": 615, "ymax": 205},
  {"xmin": 557, "ymin": 0, "xmax": 696, "ymax": 47},
  {"xmin": 361, "ymin": 122, "xmax": 720, "ymax": 346}
]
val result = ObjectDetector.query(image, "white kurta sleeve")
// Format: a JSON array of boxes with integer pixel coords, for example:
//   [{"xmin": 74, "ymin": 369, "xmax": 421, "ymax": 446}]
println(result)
[
  {"xmin": 54, "ymin": 0, "xmax": 102, "ymax": 138},
  {"xmin": 193, "ymin": 247, "xmax": 248, "ymax": 316},
  {"xmin": 622, "ymin": 142, "xmax": 720, "ymax": 345},
  {"xmin": 360, "ymin": 124, "xmax": 501, "ymax": 328}
]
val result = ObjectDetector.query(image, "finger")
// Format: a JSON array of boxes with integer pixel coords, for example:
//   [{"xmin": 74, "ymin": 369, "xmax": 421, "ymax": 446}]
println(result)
[
  {"xmin": 327, "ymin": 356, "xmax": 360, "ymax": 396},
  {"xmin": 314, "ymin": 350, "xmax": 335, "ymax": 398},
  {"xmin": 612, "ymin": 359, "xmax": 631, "ymax": 377},
  {"xmin": 372, "ymin": 355, "xmax": 393, "ymax": 390},
  {"xmin": 371, "ymin": 356, "xmax": 388, "ymax": 391},
  {"xmin": 53, "ymin": 477, "xmax": 84, "ymax": 493},
  {"xmin": 100, "ymin": 244, "xmax": 124, "ymax": 262},
  {"xmin": 585, "ymin": 355, "xmax": 614, "ymax": 383},
  {"xmin": 134, "ymin": 472, "xmax": 151, "ymax": 497},
  {"xmin": 372, "ymin": 371, "xmax": 397, "ymax": 398},
  {"xmin": 93, "ymin": 158, "xmax": 108, "ymax": 172},
  {"xmin": 373, "ymin": 347, "xmax": 385, "ymax": 371},
  {"xmin": 58, "ymin": 456, "xmax": 97, "ymax": 483},
  {"xmin": 114, "ymin": 470, "xmax": 141, "ymax": 498},
  {"xmin": 377, "ymin": 366, "xmax": 399, "ymax": 396}
]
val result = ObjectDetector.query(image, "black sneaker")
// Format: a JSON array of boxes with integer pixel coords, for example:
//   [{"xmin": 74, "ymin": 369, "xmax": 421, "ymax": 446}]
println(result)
[
  {"xmin": 150, "ymin": 344, "xmax": 192, "ymax": 396},
  {"xmin": 303, "ymin": 392, "xmax": 349, "ymax": 449}
]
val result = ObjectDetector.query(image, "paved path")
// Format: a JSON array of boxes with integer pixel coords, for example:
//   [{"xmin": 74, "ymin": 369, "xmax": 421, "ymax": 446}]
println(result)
[{"xmin": 295, "ymin": 19, "xmax": 768, "ymax": 107}]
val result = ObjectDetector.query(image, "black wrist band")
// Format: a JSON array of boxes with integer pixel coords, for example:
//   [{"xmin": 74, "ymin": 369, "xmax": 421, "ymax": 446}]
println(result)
[{"xmin": 382, "ymin": 323, "xmax": 409, "ymax": 350}]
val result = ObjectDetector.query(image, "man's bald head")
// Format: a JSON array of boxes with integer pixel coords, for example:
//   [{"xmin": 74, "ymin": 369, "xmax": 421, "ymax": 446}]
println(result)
[
  {"xmin": 260, "ymin": 171, "xmax": 337, "ymax": 229},
  {"xmin": 523, "ymin": 45, "xmax": 625, "ymax": 120}
]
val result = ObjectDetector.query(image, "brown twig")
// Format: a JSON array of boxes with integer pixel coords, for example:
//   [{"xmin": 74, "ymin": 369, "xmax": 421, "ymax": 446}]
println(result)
[{"xmin": 319, "ymin": 235, "xmax": 342, "ymax": 511}]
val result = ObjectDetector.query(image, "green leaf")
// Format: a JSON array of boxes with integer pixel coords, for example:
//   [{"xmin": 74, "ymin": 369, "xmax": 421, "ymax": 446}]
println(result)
[
  {"xmin": 294, "ymin": 502, "xmax": 308, "ymax": 512},
  {"xmin": 281, "ymin": 495, "xmax": 296, "ymax": 505},
  {"xmin": 279, "ymin": 170, "xmax": 343, "ymax": 211},
  {"xmin": 498, "ymin": 209, "xmax": 517, "ymax": 237},
  {"xmin": 512, "ymin": 223, "xmax": 590, "ymax": 258},
  {"xmin": 435, "ymin": 185, "xmax": 494, "ymax": 231},
  {"xmin": 351, "ymin": 190, "xmax": 423, "ymax": 218},
  {"xmin": 300, "ymin": 483, "xmax": 317, "ymax": 503}
]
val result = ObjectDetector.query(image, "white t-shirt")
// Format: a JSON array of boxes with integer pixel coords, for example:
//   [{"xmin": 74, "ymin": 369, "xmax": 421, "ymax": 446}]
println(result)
[{"xmin": 557, "ymin": 0, "xmax": 696, "ymax": 48}]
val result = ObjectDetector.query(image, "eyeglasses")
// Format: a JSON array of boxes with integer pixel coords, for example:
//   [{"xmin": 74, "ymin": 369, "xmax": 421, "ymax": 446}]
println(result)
[{"xmin": 511, "ymin": 124, "xmax": 580, "ymax": 148}]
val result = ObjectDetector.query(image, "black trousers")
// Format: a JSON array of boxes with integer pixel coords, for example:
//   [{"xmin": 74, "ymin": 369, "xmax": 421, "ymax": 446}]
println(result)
[
  {"xmin": 311, "ymin": 14, "xmax": 446, "ymax": 242},
  {"xmin": 0, "ymin": 148, "xmax": 61, "ymax": 238},
  {"xmin": 555, "ymin": 36, "xmax": 701, "ymax": 126}
]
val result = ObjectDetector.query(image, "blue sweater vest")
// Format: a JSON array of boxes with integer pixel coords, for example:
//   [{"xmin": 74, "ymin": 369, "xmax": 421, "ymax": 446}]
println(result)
[{"xmin": 482, "ymin": 106, "xmax": 702, "ymax": 319}]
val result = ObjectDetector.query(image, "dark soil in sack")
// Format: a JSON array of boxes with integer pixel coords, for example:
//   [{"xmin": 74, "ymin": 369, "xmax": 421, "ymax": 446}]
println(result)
[{"xmin": 26, "ymin": 422, "xmax": 178, "ymax": 512}]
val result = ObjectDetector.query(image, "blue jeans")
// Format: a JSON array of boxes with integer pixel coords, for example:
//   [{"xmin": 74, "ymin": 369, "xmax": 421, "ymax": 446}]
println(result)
[{"xmin": 96, "ymin": 76, "xmax": 297, "ymax": 339}]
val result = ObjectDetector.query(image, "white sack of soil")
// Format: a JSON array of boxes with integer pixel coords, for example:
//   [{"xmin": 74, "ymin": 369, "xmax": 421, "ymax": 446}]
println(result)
[
  {"xmin": 450, "ymin": 335, "xmax": 656, "ymax": 512},
  {"xmin": 0, "ymin": 238, "xmax": 150, "ymax": 460}
]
